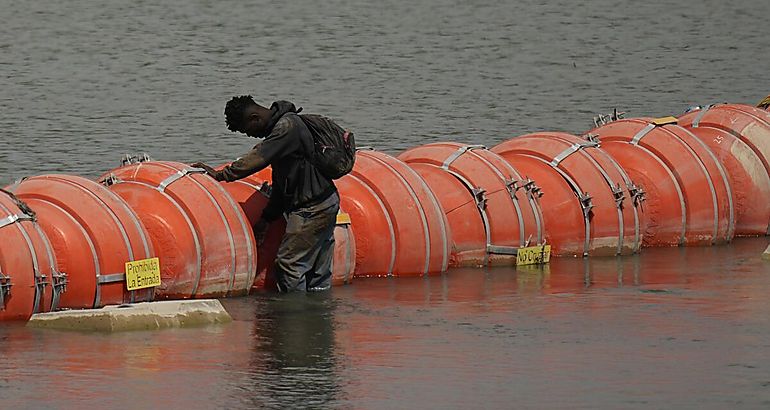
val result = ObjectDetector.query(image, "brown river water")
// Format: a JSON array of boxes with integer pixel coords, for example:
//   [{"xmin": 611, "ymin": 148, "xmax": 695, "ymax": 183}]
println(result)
[
  {"xmin": 2, "ymin": 238, "xmax": 770, "ymax": 409},
  {"xmin": 2, "ymin": 0, "xmax": 770, "ymax": 408}
]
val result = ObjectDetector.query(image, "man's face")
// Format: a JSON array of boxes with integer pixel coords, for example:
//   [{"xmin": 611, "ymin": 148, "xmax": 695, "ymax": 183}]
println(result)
[{"xmin": 240, "ymin": 106, "xmax": 266, "ymax": 138}]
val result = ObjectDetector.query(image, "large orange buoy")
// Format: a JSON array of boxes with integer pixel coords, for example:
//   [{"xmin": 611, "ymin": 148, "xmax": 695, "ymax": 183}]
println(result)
[
  {"xmin": 587, "ymin": 117, "xmax": 734, "ymax": 246},
  {"xmin": 733, "ymin": 103, "xmax": 770, "ymax": 124},
  {"xmin": 99, "ymin": 161, "xmax": 256, "ymax": 299},
  {"xmin": 399, "ymin": 143, "xmax": 543, "ymax": 266},
  {"xmin": 679, "ymin": 104, "xmax": 770, "ymax": 178},
  {"xmin": 492, "ymin": 132, "xmax": 641, "ymax": 256},
  {"xmin": 338, "ymin": 149, "xmax": 450, "ymax": 277},
  {"xmin": 683, "ymin": 124, "xmax": 770, "ymax": 236},
  {"xmin": 9, "ymin": 175, "xmax": 155, "ymax": 309},
  {"xmin": 0, "ymin": 190, "xmax": 63, "ymax": 321},
  {"xmin": 217, "ymin": 171, "xmax": 356, "ymax": 289}
]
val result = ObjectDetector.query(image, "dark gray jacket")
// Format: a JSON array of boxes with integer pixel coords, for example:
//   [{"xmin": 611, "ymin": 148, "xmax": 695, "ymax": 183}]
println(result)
[{"xmin": 214, "ymin": 101, "xmax": 337, "ymax": 221}]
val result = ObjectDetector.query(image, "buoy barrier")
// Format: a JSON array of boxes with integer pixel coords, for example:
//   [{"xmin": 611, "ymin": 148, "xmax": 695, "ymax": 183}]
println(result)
[
  {"xmin": 492, "ymin": 132, "xmax": 641, "ymax": 256},
  {"xmin": 398, "ymin": 142, "xmax": 544, "ymax": 266},
  {"xmin": 216, "ymin": 170, "xmax": 356, "ymax": 289},
  {"xmin": 0, "ymin": 189, "xmax": 63, "ymax": 321},
  {"xmin": 681, "ymin": 120, "xmax": 770, "ymax": 236},
  {"xmin": 587, "ymin": 117, "xmax": 734, "ymax": 246},
  {"xmin": 679, "ymin": 103, "xmax": 770, "ymax": 185},
  {"xmin": 337, "ymin": 149, "xmax": 451, "ymax": 277},
  {"xmin": 8, "ymin": 175, "xmax": 154, "ymax": 309},
  {"xmin": 99, "ymin": 160, "xmax": 257, "ymax": 299}
]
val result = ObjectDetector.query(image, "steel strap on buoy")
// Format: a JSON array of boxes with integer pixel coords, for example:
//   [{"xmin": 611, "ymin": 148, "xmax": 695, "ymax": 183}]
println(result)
[
  {"xmin": 468, "ymin": 150, "xmax": 529, "ymax": 247},
  {"xmin": 0, "ymin": 190, "xmax": 48, "ymax": 313},
  {"xmin": 690, "ymin": 104, "xmax": 725, "ymax": 128},
  {"xmin": 574, "ymin": 145, "xmax": 631, "ymax": 254},
  {"xmin": 549, "ymin": 140, "xmax": 599, "ymax": 167},
  {"xmin": 442, "ymin": 145, "xmax": 522, "ymax": 259},
  {"xmin": 157, "ymin": 168, "xmax": 208, "ymax": 192}
]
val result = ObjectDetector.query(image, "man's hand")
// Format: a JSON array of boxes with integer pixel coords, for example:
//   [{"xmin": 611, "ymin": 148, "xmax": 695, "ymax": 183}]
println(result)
[
  {"xmin": 191, "ymin": 162, "xmax": 218, "ymax": 179},
  {"xmin": 254, "ymin": 218, "xmax": 270, "ymax": 246}
]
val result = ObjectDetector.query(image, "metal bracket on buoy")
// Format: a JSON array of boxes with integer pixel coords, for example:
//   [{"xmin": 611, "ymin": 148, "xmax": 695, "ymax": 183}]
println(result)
[
  {"xmin": 471, "ymin": 187, "xmax": 488, "ymax": 211},
  {"xmin": 583, "ymin": 133, "xmax": 601, "ymax": 144},
  {"xmin": 592, "ymin": 108, "xmax": 626, "ymax": 127},
  {"xmin": 578, "ymin": 193, "xmax": 594, "ymax": 217},
  {"xmin": 101, "ymin": 174, "xmax": 122, "ymax": 187},
  {"xmin": 0, "ymin": 270, "xmax": 11, "ymax": 310},
  {"xmin": 521, "ymin": 178, "xmax": 543, "ymax": 199},
  {"xmin": 611, "ymin": 183, "xmax": 625, "ymax": 208},
  {"xmin": 0, "ymin": 213, "xmax": 34, "ymax": 230},
  {"xmin": 628, "ymin": 183, "xmax": 646, "ymax": 207},
  {"xmin": 50, "ymin": 271, "xmax": 68, "ymax": 311},
  {"xmin": 32, "ymin": 270, "xmax": 49, "ymax": 314},
  {"xmin": 121, "ymin": 153, "xmax": 153, "ymax": 166},
  {"xmin": 505, "ymin": 179, "xmax": 520, "ymax": 200}
]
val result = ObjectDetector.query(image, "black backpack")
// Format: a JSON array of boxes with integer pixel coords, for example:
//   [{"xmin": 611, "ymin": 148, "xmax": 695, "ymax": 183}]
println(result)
[{"xmin": 299, "ymin": 114, "xmax": 356, "ymax": 180}]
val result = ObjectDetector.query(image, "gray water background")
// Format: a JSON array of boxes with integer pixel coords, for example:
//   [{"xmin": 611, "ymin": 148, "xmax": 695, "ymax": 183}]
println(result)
[
  {"xmin": 1, "ymin": 0, "xmax": 768, "ymax": 184},
  {"xmin": 2, "ymin": 0, "xmax": 770, "ymax": 408}
]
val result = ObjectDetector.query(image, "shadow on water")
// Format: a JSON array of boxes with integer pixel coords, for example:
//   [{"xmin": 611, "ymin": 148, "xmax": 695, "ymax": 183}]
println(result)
[{"xmin": 243, "ymin": 293, "xmax": 342, "ymax": 409}]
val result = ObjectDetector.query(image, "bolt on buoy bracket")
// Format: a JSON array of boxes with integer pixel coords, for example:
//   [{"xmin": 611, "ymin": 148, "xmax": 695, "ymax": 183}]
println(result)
[
  {"xmin": 0, "ymin": 272, "xmax": 11, "ymax": 309},
  {"xmin": 121, "ymin": 153, "xmax": 153, "ymax": 166}
]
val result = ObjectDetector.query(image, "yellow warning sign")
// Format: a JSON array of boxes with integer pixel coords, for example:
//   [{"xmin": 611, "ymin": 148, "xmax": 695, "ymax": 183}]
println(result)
[
  {"xmin": 336, "ymin": 212, "xmax": 352, "ymax": 225},
  {"xmin": 651, "ymin": 116, "xmax": 678, "ymax": 126},
  {"xmin": 125, "ymin": 257, "xmax": 161, "ymax": 291},
  {"xmin": 516, "ymin": 245, "xmax": 551, "ymax": 266}
]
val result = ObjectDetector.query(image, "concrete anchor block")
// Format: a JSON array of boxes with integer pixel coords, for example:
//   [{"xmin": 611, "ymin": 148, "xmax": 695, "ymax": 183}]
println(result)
[{"xmin": 27, "ymin": 299, "xmax": 232, "ymax": 332}]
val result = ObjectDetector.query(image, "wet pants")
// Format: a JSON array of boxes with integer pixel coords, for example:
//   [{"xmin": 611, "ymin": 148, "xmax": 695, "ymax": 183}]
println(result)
[{"xmin": 274, "ymin": 192, "xmax": 339, "ymax": 293}]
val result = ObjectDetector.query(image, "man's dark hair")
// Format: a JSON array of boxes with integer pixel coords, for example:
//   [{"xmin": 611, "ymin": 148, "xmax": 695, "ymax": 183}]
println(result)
[{"xmin": 225, "ymin": 95, "xmax": 258, "ymax": 132}]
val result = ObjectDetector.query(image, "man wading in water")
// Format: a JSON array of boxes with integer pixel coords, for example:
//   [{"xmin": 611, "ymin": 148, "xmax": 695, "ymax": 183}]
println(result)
[{"xmin": 193, "ymin": 96, "xmax": 340, "ymax": 293}]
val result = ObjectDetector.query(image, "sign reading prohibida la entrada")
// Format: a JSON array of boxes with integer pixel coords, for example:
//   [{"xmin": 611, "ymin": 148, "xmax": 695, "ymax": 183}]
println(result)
[{"xmin": 125, "ymin": 257, "xmax": 161, "ymax": 291}]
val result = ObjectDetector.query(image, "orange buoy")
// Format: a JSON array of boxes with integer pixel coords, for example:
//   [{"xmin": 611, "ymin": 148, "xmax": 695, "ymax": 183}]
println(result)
[
  {"xmin": 492, "ymin": 132, "xmax": 641, "ymax": 256},
  {"xmin": 399, "ymin": 143, "xmax": 544, "ymax": 266},
  {"xmin": 679, "ymin": 103, "xmax": 770, "ymax": 179},
  {"xmin": 338, "ymin": 149, "xmax": 450, "ymax": 277},
  {"xmin": 732, "ymin": 103, "xmax": 770, "ymax": 124},
  {"xmin": 217, "ymin": 171, "xmax": 355, "ymax": 289},
  {"xmin": 0, "ymin": 190, "xmax": 63, "ymax": 321},
  {"xmin": 99, "ymin": 161, "xmax": 256, "ymax": 299},
  {"xmin": 683, "ymin": 124, "xmax": 770, "ymax": 236},
  {"xmin": 587, "ymin": 117, "xmax": 733, "ymax": 246},
  {"xmin": 9, "ymin": 175, "xmax": 155, "ymax": 309}
]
